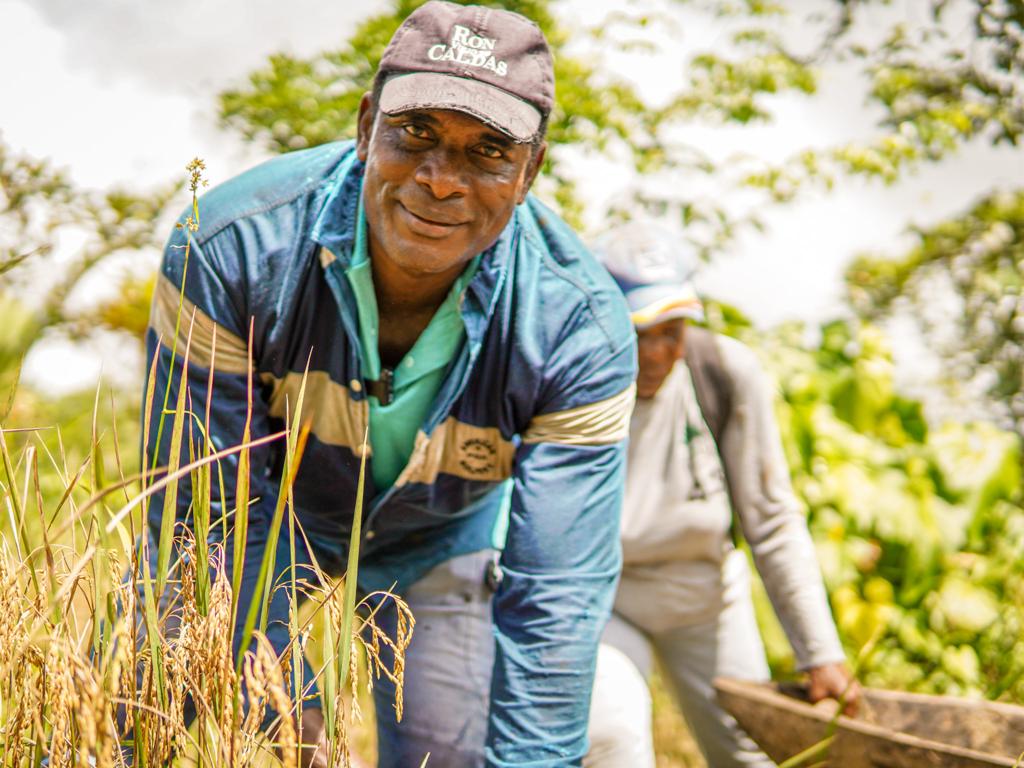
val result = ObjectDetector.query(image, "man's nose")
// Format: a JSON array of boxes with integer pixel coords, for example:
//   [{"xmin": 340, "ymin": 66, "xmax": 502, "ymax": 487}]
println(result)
[
  {"xmin": 637, "ymin": 346, "xmax": 662, "ymax": 370},
  {"xmin": 638, "ymin": 340, "xmax": 672, "ymax": 367},
  {"xmin": 414, "ymin": 148, "xmax": 470, "ymax": 199}
]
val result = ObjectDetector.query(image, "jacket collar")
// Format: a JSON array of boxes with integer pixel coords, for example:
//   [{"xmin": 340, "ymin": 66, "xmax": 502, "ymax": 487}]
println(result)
[{"xmin": 310, "ymin": 142, "xmax": 362, "ymax": 265}]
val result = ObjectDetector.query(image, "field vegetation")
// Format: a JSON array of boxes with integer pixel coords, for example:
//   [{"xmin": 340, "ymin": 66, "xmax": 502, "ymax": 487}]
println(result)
[
  {"xmin": 2, "ymin": 0, "xmax": 1023, "ymax": 765},
  {"xmin": 0, "ymin": 166, "xmax": 412, "ymax": 767}
]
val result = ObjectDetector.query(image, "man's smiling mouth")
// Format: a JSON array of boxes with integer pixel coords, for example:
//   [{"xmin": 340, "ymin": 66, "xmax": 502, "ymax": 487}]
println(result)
[{"xmin": 399, "ymin": 202, "xmax": 466, "ymax": 227}]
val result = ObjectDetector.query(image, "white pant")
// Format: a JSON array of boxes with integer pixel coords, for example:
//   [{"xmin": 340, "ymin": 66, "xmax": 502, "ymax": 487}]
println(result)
[{"xmin": 585, "ymin": 564, "xmax": 774, "ymax": 768}]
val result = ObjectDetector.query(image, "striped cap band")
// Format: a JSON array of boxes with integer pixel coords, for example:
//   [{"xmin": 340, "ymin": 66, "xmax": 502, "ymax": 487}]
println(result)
[{"xmin": 625, "ymin": 284, "xmax": 704, "ymax": 329}]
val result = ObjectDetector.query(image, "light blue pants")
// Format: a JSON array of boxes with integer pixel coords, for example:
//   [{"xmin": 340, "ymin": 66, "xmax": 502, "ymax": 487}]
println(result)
[
  {"xmin": 371, "ymin": 549, "xmax": 498, "ymax": 768},
  {"xmin": 370, "ymin": 549, "xmax": 773, "ymax": 768}
]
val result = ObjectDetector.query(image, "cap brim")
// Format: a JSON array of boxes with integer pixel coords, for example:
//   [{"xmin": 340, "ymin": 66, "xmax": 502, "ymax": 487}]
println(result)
[
  {"xmin": 627, "ymin": 285, "xmax": 704, "ymax": 328},
  {"xmin": 379, "ymin": 72, "xmax": 541, "ymax": 143}
]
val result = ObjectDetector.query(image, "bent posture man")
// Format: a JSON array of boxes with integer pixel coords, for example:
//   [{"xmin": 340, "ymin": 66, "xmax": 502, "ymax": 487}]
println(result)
[
  {"xmin": 145, "ymin": 3, "xmax": 635, "ymax": 766},
  {"xmin": 586, "ymin": 222, "xmax": 858, "ymax": 768}
]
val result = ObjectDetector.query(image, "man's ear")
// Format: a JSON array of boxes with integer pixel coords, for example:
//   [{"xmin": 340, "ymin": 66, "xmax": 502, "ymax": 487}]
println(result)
[
  {"xmin": 517, "ymin": 141, "xmax": 547, "ymax": 205},
  {"xmin": 356, "ymin": 92, "xmax": 375, "ymax": 162}
]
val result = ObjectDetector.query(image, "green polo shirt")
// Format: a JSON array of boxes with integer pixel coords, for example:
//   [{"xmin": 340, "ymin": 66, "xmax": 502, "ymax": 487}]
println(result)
[{"xmin": 347, "ymin": 195, "xmax": 480, "ymax": 491}]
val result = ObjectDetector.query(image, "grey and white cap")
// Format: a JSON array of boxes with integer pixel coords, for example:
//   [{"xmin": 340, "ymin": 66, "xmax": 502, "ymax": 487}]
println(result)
[
  {"xmin": 592, "ymin": 220, "xmax": 705, "ymax": 329},
  {"xmin": 377, "ymin": 1, "xmax": 554, "ymax": 143}
]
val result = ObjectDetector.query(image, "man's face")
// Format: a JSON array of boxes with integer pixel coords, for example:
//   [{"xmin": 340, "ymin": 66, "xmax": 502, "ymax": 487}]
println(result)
[
  {"xmin": 356, "ymin": 93, "xmax": 546, "ymax": 278},
  {"xmin": 636, "ymin": 318, "xmax": 686, "ymax": 399}
]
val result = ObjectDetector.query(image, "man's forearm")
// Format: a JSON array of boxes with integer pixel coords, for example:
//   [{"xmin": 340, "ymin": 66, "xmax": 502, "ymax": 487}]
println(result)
[{"xmin": 486, "ymin": 566, "xmax": 617, "ymax": 766}]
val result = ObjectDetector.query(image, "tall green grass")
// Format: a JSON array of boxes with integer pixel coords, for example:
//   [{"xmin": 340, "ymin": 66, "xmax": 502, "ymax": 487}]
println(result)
[{"xmin": 0, "ymin": 159, "xmax": 412, "ymax": 767}]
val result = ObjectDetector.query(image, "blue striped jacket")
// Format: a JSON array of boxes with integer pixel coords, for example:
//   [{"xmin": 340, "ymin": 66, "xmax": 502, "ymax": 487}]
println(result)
[{"xmin": 146, "ymin": 140, "xmax": 636, "ymax": 766}]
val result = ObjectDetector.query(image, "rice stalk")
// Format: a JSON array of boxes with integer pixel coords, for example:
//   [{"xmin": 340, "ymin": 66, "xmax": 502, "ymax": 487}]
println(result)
[{"xmin": 0, "ymin": 157, "xmax": 415, "ymax": 768}]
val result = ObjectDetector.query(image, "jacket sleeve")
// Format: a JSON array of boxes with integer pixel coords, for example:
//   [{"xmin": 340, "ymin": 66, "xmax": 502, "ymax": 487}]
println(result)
[
  {"xmin": 716, "ymin": 336, "xmax": 845, "ymax": 670},
  {"xmin": 484, "ymin": 315, "xmax": 637, "ymax": 766},
  {"xmin": 143, "ymin": 217, "xmax": 312, "ymax": 693}
]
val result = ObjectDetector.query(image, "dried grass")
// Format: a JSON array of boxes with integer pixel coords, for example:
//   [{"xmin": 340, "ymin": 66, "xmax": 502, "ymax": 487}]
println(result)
[
  {"xmin": 0, "ymin": 401, "xmax": 409, "ymax": 767},
  {"xmin": 0, "ymin": 160, "xmax": 412, "ymax": 767}
]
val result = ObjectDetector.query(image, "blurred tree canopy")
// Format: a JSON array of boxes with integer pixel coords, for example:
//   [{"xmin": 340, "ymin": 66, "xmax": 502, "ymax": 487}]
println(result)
[
  {"xmin": 847, "ymin": 190, "xmax": 1024, "ymax": 440},
  {"xmin": 218, "ymin": 0, "xmax": 664, "ymax": 225},
  {"xmin": 740, "ymin": 0, "xmax": 1023, "ymax": 196},
  {"xmin": 218, "ymin": 0, "xmax": 1023, "ymax": 247},
  {"xmin": 217, "ymin": 0, "xmax": 1023, "ymax": 425},
  {"xmin": 0, "ymin": 139, "xmax": 175, "ymax": 432},
  {"xmin": 0, "ymin": 140, "xmax": 175, "ymax": 354}
]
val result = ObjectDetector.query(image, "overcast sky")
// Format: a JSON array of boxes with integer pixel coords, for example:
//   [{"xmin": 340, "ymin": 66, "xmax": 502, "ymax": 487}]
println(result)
[{"xmin": 1, "ymin": 0, "xmax": 1022, "ymax": 397}]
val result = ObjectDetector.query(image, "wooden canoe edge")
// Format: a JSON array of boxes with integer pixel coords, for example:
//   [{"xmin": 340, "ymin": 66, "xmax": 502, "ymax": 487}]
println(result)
[{"xmin": 713, "ymin": 678, "xmax": 1022, "ymax": 767}]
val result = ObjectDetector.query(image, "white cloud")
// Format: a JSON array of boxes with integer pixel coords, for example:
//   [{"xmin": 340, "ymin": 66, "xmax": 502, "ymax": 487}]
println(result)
[
  {"xmin": 24, "ymin": 0, "xmax": 385, "ymax": 91},
  {"xmin": 0, "ymin": 0, "xmax": 385, "ymax": 190}
]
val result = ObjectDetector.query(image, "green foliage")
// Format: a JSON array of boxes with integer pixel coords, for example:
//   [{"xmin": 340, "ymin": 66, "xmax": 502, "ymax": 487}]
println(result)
[
  {"xmin": 0, "ymin": 140, "xmax": 171, "ymax": 574},
  {"xmin": 89, "ymin": 274, "xmax": 157, "ymax": 340},
  {"xmin": 846, "ymin": 189, "xmax": 1024, "ymax": 439},
  {"xmin": 743, "ymin": 0, "xmax": 1024, "ymax": 198},
  {"xmin": 0, "ymin": 138, "xmax": 170, "ymax": 527},
  {"xmin": 0, "ymin": 138, "xmax": 176, "ymax": 362},
  {"xmin": 723, "ymin": 315, "xmax": 1024, "ymax": 702},
  {"xmin": 829, "ymin": 0, "xmax": 1024, "ymax": 452},
  {"xmin": 663, "ymin": 34, "xmax": 816, "ymax": 125},
  {"xmin": 216, "ymin": 0, "xmax": 820, "ymax": 236},
  {"xmin": 220, "ymin": 0, "xmax": 560, "ymax": 154}
]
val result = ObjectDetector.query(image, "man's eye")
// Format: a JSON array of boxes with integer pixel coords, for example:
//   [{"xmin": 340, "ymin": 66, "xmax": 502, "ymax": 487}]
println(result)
[
  {"xmin": 476, "ymin": 145, "xmax": 505, "ymax": 160},
  {"xmin": 402, "ymin": 123, "xmax": 430, "ymax": 139}
]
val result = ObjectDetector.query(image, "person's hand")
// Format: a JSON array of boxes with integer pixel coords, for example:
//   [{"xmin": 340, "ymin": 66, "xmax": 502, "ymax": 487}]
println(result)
[{"xmin": 807, "ymin": 662, "xmax": 861, "ymax": 716}]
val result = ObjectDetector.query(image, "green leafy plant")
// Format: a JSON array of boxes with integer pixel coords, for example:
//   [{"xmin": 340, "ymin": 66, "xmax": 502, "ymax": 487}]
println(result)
[{"xmin": 711, "ymin": 311, "xmax": 1024, "ymax": 704}]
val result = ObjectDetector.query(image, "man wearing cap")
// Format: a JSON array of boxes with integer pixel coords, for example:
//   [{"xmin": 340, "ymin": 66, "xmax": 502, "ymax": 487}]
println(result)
[
  {"xmin": 585, "ymin": 222, "xmax": 858, "ymax": 767},
  {"xmin": 145, "ymin": 3, "xmax": 635, "ymax": 767}
]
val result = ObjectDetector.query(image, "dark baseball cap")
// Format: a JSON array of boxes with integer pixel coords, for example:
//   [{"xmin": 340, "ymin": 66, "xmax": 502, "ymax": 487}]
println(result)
[{"xmin": 377, "ymin": 1, "xmax": 555, "ymax": 143}]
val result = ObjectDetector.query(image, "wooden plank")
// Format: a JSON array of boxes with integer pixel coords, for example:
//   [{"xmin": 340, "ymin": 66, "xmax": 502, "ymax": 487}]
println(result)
[
  {"xmin": 714, "ymin": 678, "xmax": 1024, "ymax": 767},
  {"xmin": 860, "ymin": 688, "xmax": 1024, "ymax": 756}
]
